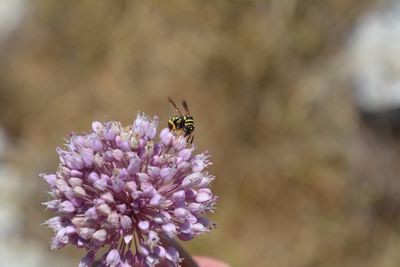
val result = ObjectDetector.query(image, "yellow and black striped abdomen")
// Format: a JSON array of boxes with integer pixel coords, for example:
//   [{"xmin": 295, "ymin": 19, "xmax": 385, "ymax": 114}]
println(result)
[
  {"xmin": 183, "ymin": 115, "xmax": 194, "ymax": 126},
  {"xmin": 182, "ymin": 115, "xmax": 195, "ymax": 136}
]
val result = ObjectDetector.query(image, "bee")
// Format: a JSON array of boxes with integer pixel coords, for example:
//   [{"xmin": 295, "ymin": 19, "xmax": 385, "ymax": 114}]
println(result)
[{"xmin": 168, "ymin": 97, "xmax": 195, "ymax": 143}]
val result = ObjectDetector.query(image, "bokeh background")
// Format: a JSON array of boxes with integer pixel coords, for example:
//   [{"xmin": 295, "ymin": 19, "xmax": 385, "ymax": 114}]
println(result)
[{"xmin": 3, "ymin": 0, "xmax": 400, "ymax": 266}]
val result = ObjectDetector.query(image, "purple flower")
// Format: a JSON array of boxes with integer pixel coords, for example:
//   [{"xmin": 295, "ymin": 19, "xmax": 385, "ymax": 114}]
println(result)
[{"xmin": 41, "ymin": 113, "xmax": 217, "ymax": 267}]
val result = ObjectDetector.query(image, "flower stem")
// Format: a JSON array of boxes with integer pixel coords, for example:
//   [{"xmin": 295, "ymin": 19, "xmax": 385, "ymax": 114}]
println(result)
[{"xmin": 160, "ymin": 234, "xmax": 199, "ymax": 267}]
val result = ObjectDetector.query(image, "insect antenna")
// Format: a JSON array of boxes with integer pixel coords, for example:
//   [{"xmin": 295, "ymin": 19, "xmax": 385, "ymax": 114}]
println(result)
[
  {"xmin": 182, "ymin": 100, "xmax": 191, "ymax": 115},
  {"xmin": 168, "ymin": 97, "xmax": 182, "ymax": 115}
]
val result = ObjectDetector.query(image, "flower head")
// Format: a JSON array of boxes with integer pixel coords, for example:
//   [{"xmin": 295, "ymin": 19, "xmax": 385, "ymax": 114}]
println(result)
[{"xmin": 41, "ymin": 113, "xmax": 217, "ymax": 267}]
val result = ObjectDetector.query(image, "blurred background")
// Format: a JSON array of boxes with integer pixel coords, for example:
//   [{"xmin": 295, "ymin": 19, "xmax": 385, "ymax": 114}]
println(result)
[{"xmin": 3, "ymin": 0, "xmax": 400, "ymax": 266}]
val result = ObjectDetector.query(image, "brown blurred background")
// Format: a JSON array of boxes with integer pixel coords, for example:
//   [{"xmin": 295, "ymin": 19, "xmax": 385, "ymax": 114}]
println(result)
[{"xmin": 3, "ymin": 0, "xmax": 400, "ymax": 266}]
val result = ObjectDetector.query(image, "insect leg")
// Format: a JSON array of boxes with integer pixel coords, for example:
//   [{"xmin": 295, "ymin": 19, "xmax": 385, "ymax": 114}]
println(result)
[{"xmin": 189, "ymin": 134, "xmax": 195, "ymax": 144}]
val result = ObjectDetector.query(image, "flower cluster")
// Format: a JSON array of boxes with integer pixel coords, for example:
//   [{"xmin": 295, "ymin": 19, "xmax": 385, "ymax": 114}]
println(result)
[{"xmin": 41, "ymin": 113, "xmax": 217, "ymax": 267}]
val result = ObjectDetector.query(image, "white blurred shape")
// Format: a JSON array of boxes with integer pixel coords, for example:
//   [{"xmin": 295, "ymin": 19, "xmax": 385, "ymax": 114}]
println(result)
[
  {"xmin": 0, "ymin": 241, "xmax": 71, "ymax": 267},
  {"xmin": 0, "ymin": 0, "xmax": 26, "ymax": 40},
  {"xmin": 0, "ymin": 126, "xmax": 5, "ymax": 158},
  {"xmin": 0, "ymin": 128, "xmax": 71, "ymax": 266},
  {"xmin": 0, "ymin": 166, "xmax": 23, "ymax": 239},
  {"xmin": 348, "ymin": 4, "xmax": 400, "ymax": 112}
]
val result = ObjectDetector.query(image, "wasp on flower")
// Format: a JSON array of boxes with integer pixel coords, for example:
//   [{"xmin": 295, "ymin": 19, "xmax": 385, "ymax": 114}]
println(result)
[
  {"xmin": 167, "ymin": 97, "xmax": 195, "ymax": 144},
  {"xmin": 41, "ymin": 112, "xmax": 217, "ymax": 267}
]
